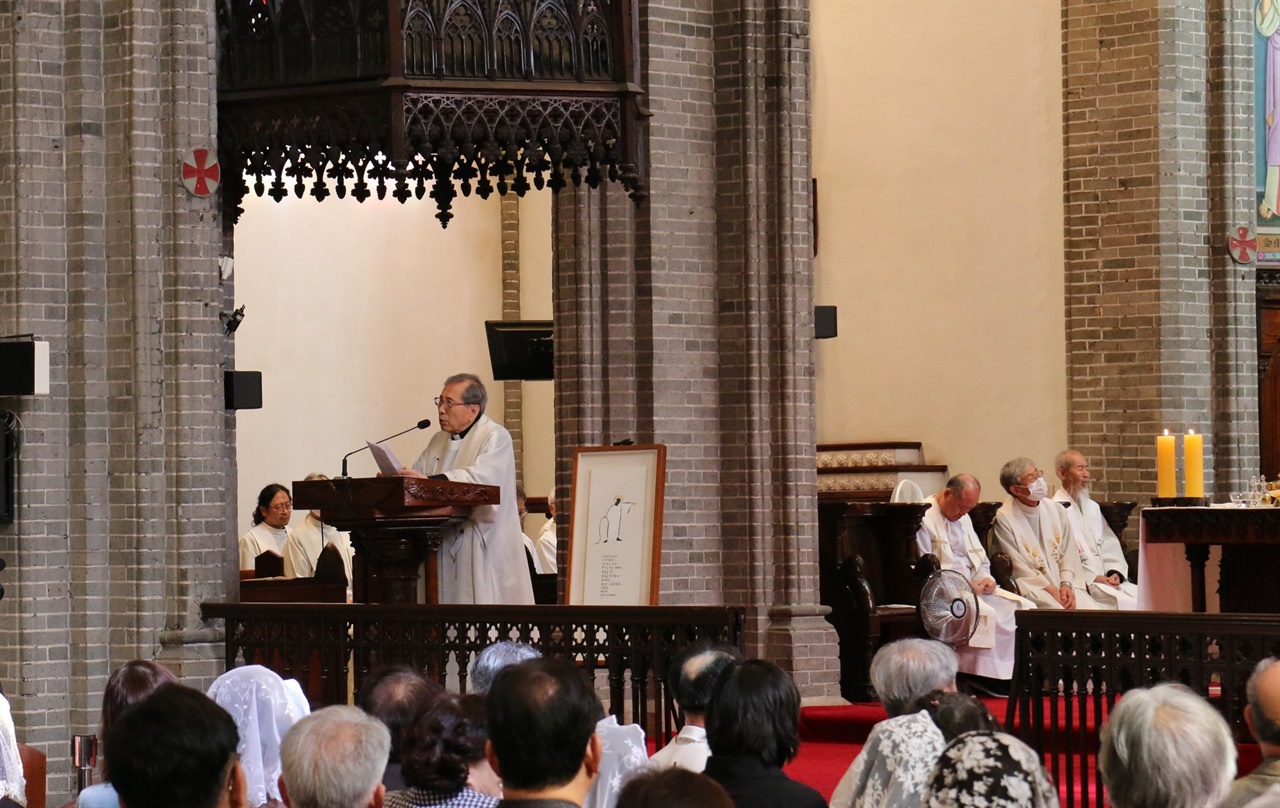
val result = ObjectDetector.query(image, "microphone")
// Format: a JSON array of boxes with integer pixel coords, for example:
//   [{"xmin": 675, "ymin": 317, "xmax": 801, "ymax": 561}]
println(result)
[{"xmin": 341, "ymin": 418, "xmax": 432, "ymax": 477}]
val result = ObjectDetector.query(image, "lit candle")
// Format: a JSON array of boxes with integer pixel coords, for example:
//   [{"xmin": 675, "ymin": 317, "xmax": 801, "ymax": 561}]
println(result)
[
  {"xmin": 1185, "ymin": 429, "xmax": 1204, "ymax": 499},
  {"xmin": 1157, "ymin": 429, "xmax": 1176, "ymax": 498}
]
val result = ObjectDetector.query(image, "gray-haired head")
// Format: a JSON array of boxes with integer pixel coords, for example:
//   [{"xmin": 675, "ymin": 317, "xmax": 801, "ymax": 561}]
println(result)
[
  {"xmin": 280, "ymin": 705, "xmax": 391, "ymax": 808},
  {"xmin": 445, "ymin": 373, "xmax": 487, "ymax": 411},
  {"xmin": 471, "ymin": 641, "xmax": 541, "ymax": 695},
  {"xmin": 668, "ymin": 644, "xmax": 741, "ymax": 719},
  {"xmin": 998, "ymin": 457, "xmax": 1036, "ymax": 494},
  {"xmin": 1248, "ymin": 657, "xmax": 1280, "ymax": 746},
  {"xmin": 868, "ymin": 638, "xmax": 958, "ymax": 716},
  {"xmin": 1099, "ymin": 683, "xmax": 1235, "ymax": 808}
]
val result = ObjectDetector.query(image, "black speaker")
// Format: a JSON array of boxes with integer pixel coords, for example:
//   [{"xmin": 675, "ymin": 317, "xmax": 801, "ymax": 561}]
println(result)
[
  {"xmin": 224, "ymin": 370, "xmax": 262, "ymax": 410},
  {"xmin": 815, "ymin": 306, "xmax": 838, "ymax": 340}
]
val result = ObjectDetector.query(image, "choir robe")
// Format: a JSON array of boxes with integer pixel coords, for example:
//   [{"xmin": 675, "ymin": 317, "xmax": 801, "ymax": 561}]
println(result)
[
  {"xmin": 534, "ymin": 517, "xmax": 558, "ymax": 574},
  {"xmin": 412, "ymin": 413, "xmax": 534, "ymax": 605},
  {"xmin": 238, "ymin": 522, "xmax": 291, "ymax": 571},
  {"xmin": 916, "ymin": 495, "xmax": 1034, "ymax": 680},
  {"xmin": 1052, "ymin": 489, "xmax": 1138, "ymax": 610},
  {"xmin": 992, "ymin": 497, "xmax": 1105, "ymax": 610},
  {"xmin": 283, "ymin": 512, "xmax": 355, "ymax": 587}
]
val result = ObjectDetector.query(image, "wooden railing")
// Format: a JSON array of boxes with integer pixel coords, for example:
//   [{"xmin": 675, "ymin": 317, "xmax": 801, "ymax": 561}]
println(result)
[
  {"xmin": 1008, "ymin": 610, "xmax": 1280, "ymax": 808},
  {"xmin": 200, "ymin": 603, "xmax": 742, "ymax": 743}
]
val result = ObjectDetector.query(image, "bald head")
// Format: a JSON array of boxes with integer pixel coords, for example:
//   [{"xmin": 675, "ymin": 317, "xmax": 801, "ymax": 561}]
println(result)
[
  {"xmin": 936, "ymin": 474, "xmax": 980, "ymax": 522},
  {"xmin": 1248, "ymin": 658, "xmax": 1280, "ymax": 751}
]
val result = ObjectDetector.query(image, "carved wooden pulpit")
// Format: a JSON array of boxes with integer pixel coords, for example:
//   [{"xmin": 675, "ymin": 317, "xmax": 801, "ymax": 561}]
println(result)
[{"xmin": 292, "ymin": 476, "xmax": 499, "ymax": 605}]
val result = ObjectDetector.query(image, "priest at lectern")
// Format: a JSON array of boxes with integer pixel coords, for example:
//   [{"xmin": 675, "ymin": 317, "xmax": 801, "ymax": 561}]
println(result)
[{"xmin": 399, "ymin": 373, "xmax": 535, "ymax": 605}]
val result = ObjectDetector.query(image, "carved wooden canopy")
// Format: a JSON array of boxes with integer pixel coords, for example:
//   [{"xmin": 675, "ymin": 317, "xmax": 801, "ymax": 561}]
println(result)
[{"xmin": 217, "ymin": 0, "xmax": 647, "ymax": 226}]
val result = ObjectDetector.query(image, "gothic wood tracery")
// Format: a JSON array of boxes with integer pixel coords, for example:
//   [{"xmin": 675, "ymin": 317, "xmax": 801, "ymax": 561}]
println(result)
[{"xmin": 218, "ymin": 0, "xmax": 645, "ymax": 227}]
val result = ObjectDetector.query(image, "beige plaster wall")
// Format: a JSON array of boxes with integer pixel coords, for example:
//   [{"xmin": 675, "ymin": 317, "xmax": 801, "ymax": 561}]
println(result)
[
  {"xmin": 233, "ymin": 192, "xmax": 506, "ymax": 530},
  {"xmin": 811, "ymin": 0, "xmax": 1068, "ymax": 492},
  {"xmin": 517, "ymin": 193, "xmax": 557, "ymax": 512}
]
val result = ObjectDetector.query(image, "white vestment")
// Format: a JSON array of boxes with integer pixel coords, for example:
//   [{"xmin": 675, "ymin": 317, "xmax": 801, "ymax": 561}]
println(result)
[
  {"xmin": 1052, "ymin": 489, "xmax": 1138, "ymax": 610},
  {"xmin": 916, "ymin": 496, "xmax": 1034, "ymax": 679},
  {"xmin": 283, "ymin": 512, "xmax": 354, "ymax": 585},
  {"xmin": 648, "ymin": 723, "xmax": 709, "ymax": 773},
  {"xmin": 535, "ymin": 517, "xmax": 558, "ymax": 573},
  {"xmin": 992, "ymin": 497, "xmax": 1105, "ymax": 610},
  {"xmin": 412, "ymin": 414, "xmax": 535, "ymax": 604},
  {"xmin": 238, "ymin": 522, "xmax": 291, "ymax": 571},
  {"xmin": 523, "ymin": 532, "xmax": 546, "ymax": 574}
]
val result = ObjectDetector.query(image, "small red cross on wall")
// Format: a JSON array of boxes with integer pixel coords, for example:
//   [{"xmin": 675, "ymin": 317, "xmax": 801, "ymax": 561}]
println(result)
[
  {"xmin": 181, "ymin": 148, "xmax": 221, "ymax": 197},
  {"xmin": 1229, "ymin": 225, "xmax": 1257, "ymax": 264}
]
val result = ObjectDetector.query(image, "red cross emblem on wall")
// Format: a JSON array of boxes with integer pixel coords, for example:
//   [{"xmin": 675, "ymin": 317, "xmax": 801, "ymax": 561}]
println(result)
[
  {"xmin": 181, "ymin": 148, "xmax": 221, "ymax": 197},
  {"xmin": 1229, "ymin": 226, "xmax": 1257, "ymax": 264}
]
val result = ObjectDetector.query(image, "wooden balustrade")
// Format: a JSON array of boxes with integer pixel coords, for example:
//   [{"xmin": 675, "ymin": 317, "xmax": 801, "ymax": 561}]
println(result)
[
  {"xmin": 200, "ymin": 602, "xmax": 742, "ymax": 745},
  {"xmin": 1008, "ymin": 610, "xmax": 1280, "ymax": 808}
]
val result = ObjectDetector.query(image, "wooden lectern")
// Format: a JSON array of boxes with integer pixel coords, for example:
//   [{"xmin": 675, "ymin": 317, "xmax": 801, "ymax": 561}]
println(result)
[{"xmin": 292, "ymin": 476, "xmax": 499, "ymax": 604}]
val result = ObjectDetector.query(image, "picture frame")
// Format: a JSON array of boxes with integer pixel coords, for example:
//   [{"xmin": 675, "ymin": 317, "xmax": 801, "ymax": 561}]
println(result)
[{"xmin": 566, "ymin": 444, "xmax": 666, "ymax": 605}]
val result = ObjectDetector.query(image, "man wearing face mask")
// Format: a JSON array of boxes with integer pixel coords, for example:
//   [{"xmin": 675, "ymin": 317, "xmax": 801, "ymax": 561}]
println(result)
[{"xmin": 990, "ymin": 457, "xmax": 1103, "ymax": 610}]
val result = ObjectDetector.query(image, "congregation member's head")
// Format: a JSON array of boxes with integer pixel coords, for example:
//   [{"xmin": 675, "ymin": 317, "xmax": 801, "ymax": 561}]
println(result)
[
  {"xmin": 1099, "ymin": 683, "xmax": 1235, "ymax": 808},
  {"xmin": 253, "ymin": 483, "xmax": 292, "ymax": 528},
  {"xmin": 908, "ymin": 690, "xmax": 1001, "ymax": 742},
  {"xmin": 705, "ymin": 659, "xmax": 801, "ymax": 769},
  {"xmin": 924, "ymin": 730, "xmax": 1058, "ymax": 808},
  {"xmin": 470, "ymin": 640, "xmax": 541, "ymax": 695},
  {"xmin": 616, "ymin": 768, "xmax": 733, "ymax": 808},
  {"xmin": 486, "ymin": 658, "xmax": 602, "ymax": 803},
  {"xmin": 1247, "ymin": 657, "xmax": 1280, "ymax": 752},
  {"xmin": 935, "ymin": 474, "xmax": 981, "ymax": 522},
  {"xmin": 355, "ymin": 664, "xmax": 443, "ymax": 765},
  {"xmin": 1055, "ymin": 450, "xmax": 1091, "ymax": 497},
  {"xmin": 868, "ymin": 638, "xmax": 958, "ymax": 716},
  {"xmin": 105, "ymin": 683, "xmax": 245, "ymax": 808},
  {"xmin": 207, "ymin": 665, "xmax": 311, "ymax": 808},
  {"xmin": 279, "ymin": 706, "xmax": 390, "ymax": 808},
  {"xmin": 437, "ymin": 373, "xmax": 487, "ymax": 435},
  {"xmin": 100, "ymin": 660, "xmax": 178, "ymax": 746},
  {"xmin": 668, "ymin": 644, "xmax": 740, "ymax": 727},
  {"xmin": 999, "ymin": 457, "xmax": 1049, "ymax": 505},
  {"xmin": 400, "ymin": 692, "xmax": 498, "ymax": 802}
]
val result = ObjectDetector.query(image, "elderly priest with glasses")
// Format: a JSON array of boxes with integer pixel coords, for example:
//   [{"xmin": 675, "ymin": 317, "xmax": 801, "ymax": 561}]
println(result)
[{"xmin": 398, "ymin": 373, "xmax": 534, "ymax": 605}]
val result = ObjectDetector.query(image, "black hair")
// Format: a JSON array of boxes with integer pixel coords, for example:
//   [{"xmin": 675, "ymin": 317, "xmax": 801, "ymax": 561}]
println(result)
[
  {"xmin": 705, "ymin": 659, "xmax": 801, "ymax": 768},
  {"xmin": 668, "ymin": 643, "xmax": 740, "ymax": 717},
  {"xmin": 355, "ymin": 664, "xmax": 444, "ymax": 762},
  {"xmin": 617, "ymin": 768, "xmax": 734, "ymax": 808},
  {"xmin": 104, "ymin": 683, "xmax": 240, "ymax": 808},
  {"xmin": 252, "ymin": 483, "xmax": 290, "ymax": 525},
  {"xmin": 486, "ymin": 657, "xmax": 601, "ymax": 791},
  {"xmin": 401, "ymin": 693, "xmax": 489, "ymax": 794},
  {"xmin": 909, "ymin": 690, "xmax": 1001, "ymax": 742}
]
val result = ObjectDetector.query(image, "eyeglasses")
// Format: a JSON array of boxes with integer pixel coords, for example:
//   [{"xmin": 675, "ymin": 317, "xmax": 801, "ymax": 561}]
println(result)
[
  {"xmin": 268, "ymin": 502, "xmax": 293, "ymax": 512},
  {"xmin": 434, "ymin": 397, "xmax": 475, "ymax": 409},
  {"xmin": 1020, "ymin": 469, "xmax": 1044, "ymax": 484}
]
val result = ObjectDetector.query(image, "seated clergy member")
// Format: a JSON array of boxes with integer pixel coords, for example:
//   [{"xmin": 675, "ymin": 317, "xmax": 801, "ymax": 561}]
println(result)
[
  {"xmin": 1052, "ymin": 450, "xmax": 1138, "ymax": 610},
  {"xmin": 915, "ymin": 474, "xmax": 1036, "ymax": 682},
  {"xmin": 279, "ymin": 706, "xmax": 390, "ymax": 808},
  {"xmin": 1099, "ymin": 683, "xmax": 1235, "ymax": 808},
  {"xmin": 240, "ymin": 483, "xmax": 294, "ymax": 572},
  {"xmin": 1223, "ymin": 657, "xmax": 1280, "ymax": 808},
  {"xmin": 648, "ymin": 644, "xmax": 740, "ymax": 772},
  {"xmin": 105, "ymin": 683, "xmax": 247, "ymax": 808},
  {"xmin": 283, "ymin": 472, "xmax": 354, "ymax": 585},
  {"xmin": 485, "ymin": 658, "xmax": 603, "ymax": 808},
  {"xmin": 991, "ymin": 457, "xmax": 1104, "ymax": 610}
]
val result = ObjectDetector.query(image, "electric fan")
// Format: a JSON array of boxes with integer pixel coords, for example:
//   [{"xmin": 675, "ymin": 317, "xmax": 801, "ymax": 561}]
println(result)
[{"xmin": 917, "ymin": 569, "xmax": 980, "ymax": 646}]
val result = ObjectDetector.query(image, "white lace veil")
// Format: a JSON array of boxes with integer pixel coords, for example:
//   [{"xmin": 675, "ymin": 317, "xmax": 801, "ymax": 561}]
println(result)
[
  {"xmin": 0, "ymin": 694, "xmax": 25, "ymax": 807},
  {"xmin": 207, "ymin": 666, "xmax": 310, "ymax": 808}
]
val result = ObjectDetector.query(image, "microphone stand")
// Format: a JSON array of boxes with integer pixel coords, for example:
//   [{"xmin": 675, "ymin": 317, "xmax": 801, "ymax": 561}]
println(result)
[{"xmin": 341, "ymin": 418, "xmax": 432, "ymax": 477}]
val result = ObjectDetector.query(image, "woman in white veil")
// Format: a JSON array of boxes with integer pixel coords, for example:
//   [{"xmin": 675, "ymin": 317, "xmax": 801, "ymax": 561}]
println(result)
[
  {"xmin": 207, "ymin": 665, "xmax": 310, "ymax": 808},
  {"xmin": 0, "ymin": 692, "xmax": 24, "ymax": 808}
]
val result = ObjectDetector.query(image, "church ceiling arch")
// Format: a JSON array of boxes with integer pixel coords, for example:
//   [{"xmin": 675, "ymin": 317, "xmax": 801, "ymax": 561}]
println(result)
[{"xmin": 217, "ymin": 0, "xmax": 647, "ymax": 227}]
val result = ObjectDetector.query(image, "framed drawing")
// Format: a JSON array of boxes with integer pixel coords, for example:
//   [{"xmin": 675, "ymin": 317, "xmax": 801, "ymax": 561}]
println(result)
[{"xmin": 566, "ymin": 444, "xmax": 666, "ymax": 605}]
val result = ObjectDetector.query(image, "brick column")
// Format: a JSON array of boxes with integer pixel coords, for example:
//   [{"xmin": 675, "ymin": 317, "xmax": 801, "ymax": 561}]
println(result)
[
  {"xmin": 501, "ymin": 195, "xmax": 524, "ymax": 487},
  {"xmin": 0, "ymin": 4, "xmax": 225, "ymax": 799},
  {"xmin": 1062, "ymin": 0, "xmax": 1257, "ymax": 503}
]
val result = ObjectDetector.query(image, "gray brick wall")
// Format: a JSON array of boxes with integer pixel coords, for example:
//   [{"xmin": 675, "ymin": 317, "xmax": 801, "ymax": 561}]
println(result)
[
  {"xmin": 1062, "ymin": 0, "xmax": 1257, "ymax": 503},
  {"xmin": 0, "ymin": 3, "xmax": 227, "ymax": 801}
]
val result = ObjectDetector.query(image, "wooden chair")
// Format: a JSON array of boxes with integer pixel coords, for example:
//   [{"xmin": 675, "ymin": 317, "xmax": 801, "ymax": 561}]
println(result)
[
  {"xmin": 526, "ymin": 549, "xmax": 558, "ymax": 605},
  {"xmin": 18, "ymin": 743, "xmax": 44, "ymax": 808},
  {"xmin": 240, "ymin": 545, "xmax": 346, "ymax": 603}
]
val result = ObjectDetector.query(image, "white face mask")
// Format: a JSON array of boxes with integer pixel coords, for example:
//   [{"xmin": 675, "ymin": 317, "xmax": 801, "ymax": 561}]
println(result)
[{"xmin": 1024, "ymin": 477, "xmax": 1049, "ymax": 502}]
